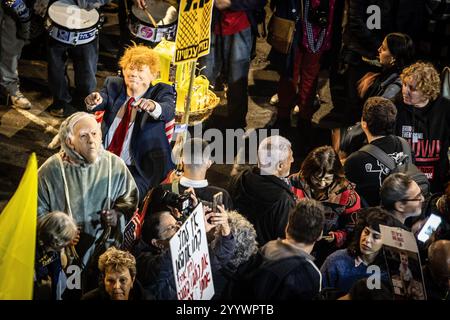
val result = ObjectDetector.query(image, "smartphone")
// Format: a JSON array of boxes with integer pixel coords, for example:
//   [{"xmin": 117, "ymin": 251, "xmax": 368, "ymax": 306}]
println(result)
[
  {"xmin": 212, "ymin": 192, "xmax": 223, "ymax": 213},
  {"xmin": 417, "ymin": 213, "xmax": 442, "ymax": 243}
]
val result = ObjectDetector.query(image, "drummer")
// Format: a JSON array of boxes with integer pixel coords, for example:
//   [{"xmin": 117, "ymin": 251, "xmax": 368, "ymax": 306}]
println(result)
[
  {"xmin": 127, "ymin": 0, "xmax": 178, "ymax": 48},
  {"xmin": 47, "ymin": 0, "xmax": 108, "ymax": 118},
  {"xmin": 85, "ymin": 44, "xmax": 176, "ymax": 201}
]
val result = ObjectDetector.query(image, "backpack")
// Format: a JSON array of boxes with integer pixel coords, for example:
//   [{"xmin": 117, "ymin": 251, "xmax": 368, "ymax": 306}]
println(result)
[
  {"xmin": 360, "ymin": 137, "xmax": 430, "ymax": 197},
  {"xmin": 223, "ymin": 253, "xmax": 307, "ymax": 300}
]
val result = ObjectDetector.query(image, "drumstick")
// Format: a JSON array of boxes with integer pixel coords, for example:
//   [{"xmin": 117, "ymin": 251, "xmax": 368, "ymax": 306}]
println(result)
[
  {"xmin": 161, "ymin": 0, "xmax": 178, "ymax": 7},
  {"xmin": 143, "ymin": 8, "xmax": 158, "ymax": 28}
]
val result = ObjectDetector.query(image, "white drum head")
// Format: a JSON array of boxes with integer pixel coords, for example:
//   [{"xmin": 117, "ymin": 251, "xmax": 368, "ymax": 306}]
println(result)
[
  {"xmin": 132, "ymin": 0, "xmax": 178, "ymax": 26},
  {"xmin": 48, "ymin": 0, "xmax": 99, "ymax": 29}
]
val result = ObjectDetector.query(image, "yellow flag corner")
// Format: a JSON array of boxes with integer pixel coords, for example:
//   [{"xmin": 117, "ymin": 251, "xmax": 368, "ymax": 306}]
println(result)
[{"xmin": 0, "ymin": 153, "xmax": 38, "ymax": 300}]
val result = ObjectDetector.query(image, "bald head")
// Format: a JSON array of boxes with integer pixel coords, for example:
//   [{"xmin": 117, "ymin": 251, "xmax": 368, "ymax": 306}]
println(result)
[{"xmin": 428, "ymin": 240, "xmax": 450, "ymax": 284}]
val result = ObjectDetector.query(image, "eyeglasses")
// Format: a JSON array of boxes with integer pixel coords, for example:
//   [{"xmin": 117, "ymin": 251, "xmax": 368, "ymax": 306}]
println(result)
[
  {"xmin": 161, "ymin": 222, "xmax": 181, "ymax": 235},
  {"xmin": 311, "ymin": 174, "xmax": 334, "ymax": 183},
  {"xmin": 401, "ymin": 192, "xmax": 424, "ymax": 202}
]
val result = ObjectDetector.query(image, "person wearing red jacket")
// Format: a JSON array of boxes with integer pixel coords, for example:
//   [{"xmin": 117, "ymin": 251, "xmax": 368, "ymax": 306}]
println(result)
[{"xmin": 289, "ymin": 145, "xmax": 361, "ymax": 265}]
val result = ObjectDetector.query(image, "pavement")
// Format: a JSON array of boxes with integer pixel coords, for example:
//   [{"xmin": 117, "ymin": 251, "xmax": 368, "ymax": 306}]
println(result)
[{"xmin": 0, "ymin": 10, "xmax": 334, "ymax": 211}]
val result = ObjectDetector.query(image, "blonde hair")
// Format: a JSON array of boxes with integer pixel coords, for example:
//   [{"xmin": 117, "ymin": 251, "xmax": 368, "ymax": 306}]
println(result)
[
  {"xmin": 119, "ymin": 43, "xmax": 160, "ymax": 76},
  {"xmin": 401, "ymin": 62, "xmax": 441, "ymax": 101},
  {"xmin": 98, "ymin": 247, "xmax": 137, "ymax": 279}
]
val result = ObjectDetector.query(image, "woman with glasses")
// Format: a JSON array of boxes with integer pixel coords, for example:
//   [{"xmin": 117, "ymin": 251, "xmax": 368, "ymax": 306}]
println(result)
[
  {"xmin": 290, "ymin": 146, "xmax": 361, "ymax": 265},
  {"xmin": 135, "ymin": 204, "xmax": 235, "ymax": 299}
]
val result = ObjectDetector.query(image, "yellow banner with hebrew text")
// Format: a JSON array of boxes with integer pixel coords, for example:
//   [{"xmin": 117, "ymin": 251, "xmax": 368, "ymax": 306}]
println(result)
[{"xmin": 175, "ymin": 0, "xmax": 214, "ymax": 64}]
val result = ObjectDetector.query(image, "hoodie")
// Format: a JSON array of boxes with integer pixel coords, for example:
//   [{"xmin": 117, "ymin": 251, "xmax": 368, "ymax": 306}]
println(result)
[
  {"xmin": 258, "ymin": 239, "xmax": 322, "ymax": 300},
  {"xmin": 395, "ymin": 97, "xmax": 450, "ymax": 193},
  {"xmin": 228, "ymin": 167, "xmax": 296, "ymax": 246}
]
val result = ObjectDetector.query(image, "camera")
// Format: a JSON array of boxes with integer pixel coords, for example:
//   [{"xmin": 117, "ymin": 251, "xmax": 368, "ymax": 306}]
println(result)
[
  {"xmin": 161, "ymin": 190, "xmax": 194, "ymax": 219},
  {"xmin": 309, "ymin": 8, "xmax": 329, "ymax": 28}
]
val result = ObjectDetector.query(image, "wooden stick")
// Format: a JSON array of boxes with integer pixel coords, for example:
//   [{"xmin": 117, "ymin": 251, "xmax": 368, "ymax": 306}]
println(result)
[{"xmin": 143, "ymin": 7, "xmax": 158, "ymax": 27}]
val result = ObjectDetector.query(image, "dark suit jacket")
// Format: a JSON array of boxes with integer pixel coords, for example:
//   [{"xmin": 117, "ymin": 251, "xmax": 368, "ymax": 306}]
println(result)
[{"xmin": 91, "ymin": 76, "xmax": 176, "ymax": 199}]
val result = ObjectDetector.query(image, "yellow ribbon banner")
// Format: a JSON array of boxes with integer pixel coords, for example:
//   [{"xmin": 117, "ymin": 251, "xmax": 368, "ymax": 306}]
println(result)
[{"xmin": 175, "ymin": 0, "xmax": 213, "ymax": 64}]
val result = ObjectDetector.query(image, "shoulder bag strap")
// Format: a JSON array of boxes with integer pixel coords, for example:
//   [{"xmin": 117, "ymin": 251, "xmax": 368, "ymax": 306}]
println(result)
[
  {"xmin": 397, "ymin": 137, "xmax": 413, "ymax": 163},
  {"xmin": 360, "ymin": 143, "xmax": 397, "ymax": 170}
]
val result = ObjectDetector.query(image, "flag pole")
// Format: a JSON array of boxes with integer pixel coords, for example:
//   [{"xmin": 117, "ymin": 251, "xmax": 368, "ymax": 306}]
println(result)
[
  {"xmin": 174, "ymin": 59, "xmax": 197, "ymax": 172},
  {"xmin": 182, "ymin": 60, "xmax": 197, "ymax": 126}
]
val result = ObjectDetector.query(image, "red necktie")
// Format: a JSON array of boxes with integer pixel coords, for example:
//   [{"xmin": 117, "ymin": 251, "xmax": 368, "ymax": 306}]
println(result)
[{"xmin": 107, "ymin": 97, "xmax": 134, "ymax": 156}]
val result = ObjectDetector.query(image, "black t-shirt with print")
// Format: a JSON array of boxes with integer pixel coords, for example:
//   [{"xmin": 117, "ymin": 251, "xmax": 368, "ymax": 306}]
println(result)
[
  {"xmin": 395, "ymin": 97, "xmax": 450, "ymax": 193},
  {"xmin": 344, "ymin": 135, "xmax": 406, "ymax": 206}
]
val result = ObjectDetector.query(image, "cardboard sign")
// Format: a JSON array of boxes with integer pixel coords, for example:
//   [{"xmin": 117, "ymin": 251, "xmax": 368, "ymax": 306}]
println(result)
[
  {"xmin": 169, "ymin": 203, "xmax": 214, "ymax": 300},
  {"xmin": 380, "ymin": 225, "xmax": 427, "ymax": 300},
  {"xmin": 174, "ymin": 0, "xmax": 213, "ymax": 63}
]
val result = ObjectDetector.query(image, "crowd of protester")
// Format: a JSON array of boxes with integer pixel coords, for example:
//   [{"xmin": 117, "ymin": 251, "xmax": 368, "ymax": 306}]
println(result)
[{"xmin": 2, "ymin": 0, "xmax": 450, "ymax": 300}]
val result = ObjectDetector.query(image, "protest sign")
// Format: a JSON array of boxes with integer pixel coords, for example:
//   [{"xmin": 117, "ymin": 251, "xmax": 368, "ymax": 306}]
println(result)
[
  {"xmin": 175, "ymin": 0, "xmax": 213, "ymax": 63},
  {"xmin": 380, "ymin": 225, "xmax": 426, "ymax": 300},
  {"xmin": 169, "ymin": 203, "xmax": 214, "ymax": 300}
]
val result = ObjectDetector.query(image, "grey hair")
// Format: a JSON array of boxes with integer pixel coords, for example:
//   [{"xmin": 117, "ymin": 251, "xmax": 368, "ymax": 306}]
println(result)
[
  {"xmin": 37, "ymin": 211, "xmax": 78, "ymax": 249},
  {"xmin": 59, "ymin": 112, "xmax": 99, "ymax": 156},
  {"xmin": 257, "ymin": 135, "xmax": 291, "ymax": 175},
  {"xmin": 213, "ymin": 210, "xmax": 258, "ymax": 269},
  {"xmin": 380, "ymin": 173, "xmax": 413, "ymax": 211}
]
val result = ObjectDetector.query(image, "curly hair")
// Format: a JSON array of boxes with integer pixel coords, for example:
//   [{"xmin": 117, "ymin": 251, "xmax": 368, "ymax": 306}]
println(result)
[
  {"xmin": 400, "ymin": 62, "xmax": 440, "ymax": 101},
  {"xmin": 223, "ymin": 210, "xmax": 259, "ymax": 269},
  {"xmin": 98, "ymin": 247, "xmax": 137, "ymax": 279},
  {"xmin": 119, "ymin": 43, "xmax": 160, "ymax": 76}
]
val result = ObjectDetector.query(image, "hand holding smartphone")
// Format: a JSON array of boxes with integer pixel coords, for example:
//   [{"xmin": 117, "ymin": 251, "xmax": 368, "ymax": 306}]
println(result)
[
  {"xmin": 417, "ymin": 213, "xmax": 442, "ymax": 243},
  {"xmin": 212, "ymin": 192, "xmax": 223, "ymax": 213}
]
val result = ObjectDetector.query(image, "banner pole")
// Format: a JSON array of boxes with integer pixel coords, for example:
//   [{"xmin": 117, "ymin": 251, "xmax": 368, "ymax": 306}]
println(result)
[
  {"xmin": 174, "ymin": 60, "xmax": 197, "ymax": 172},
  {"xmin": 183, "ymin": 60, "xmax": 197, "ymax": 126}
]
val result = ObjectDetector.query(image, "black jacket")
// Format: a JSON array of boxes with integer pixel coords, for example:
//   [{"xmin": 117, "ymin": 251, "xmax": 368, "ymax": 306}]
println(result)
[
  {"xmin": 81, "ymin": 280, "xmax": 151, "ymax": 300},
  {"xmin": 228, "ymin": 167, "xmax": 296, "ymax": 246},
  {"xmin": 135, "ymin": 233, "xmax": 236, "ymax": 300},
  {"xmin": 395, "ymin": 97, "xmax": 450, "ymax": 193}
]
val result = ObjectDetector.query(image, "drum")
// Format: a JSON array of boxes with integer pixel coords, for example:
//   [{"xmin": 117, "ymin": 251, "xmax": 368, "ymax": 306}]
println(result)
[
  {"xmin": 47, "ymin": 0, "xmax": 102, "ymax": 46},
  {"xmin": 129, "ymin": 0, "xmax": 178, "ymax": 46}
]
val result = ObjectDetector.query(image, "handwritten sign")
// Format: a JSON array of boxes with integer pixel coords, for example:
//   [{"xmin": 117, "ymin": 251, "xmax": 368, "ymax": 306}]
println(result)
[
  {"xmin": 174, "ymin": 0, "xmax": 213, "ymax": 63},
  {"xmin": 169, "ymin": 203, "xmax": 214, "ymax": 300}
]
